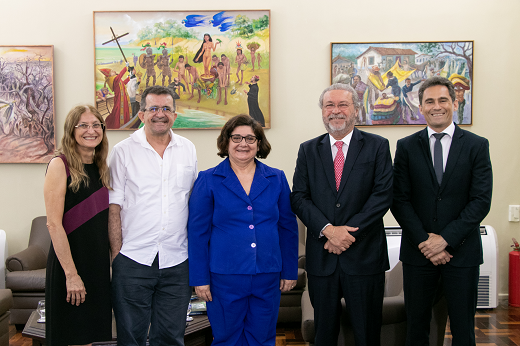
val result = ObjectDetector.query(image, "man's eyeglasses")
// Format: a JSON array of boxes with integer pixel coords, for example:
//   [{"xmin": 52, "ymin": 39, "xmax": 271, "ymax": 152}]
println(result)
[
  {"xmin": 230, "ymin": 134, "xmax": 258, "ymax": 144},
  {"xmin": 75, "ymin": 123, "xmax": 104, "ymax": 130},
  {"xmin": 144, "ymin": 106, "xmax": 174, "ymax": 115},
  {"xmin": 324, "ymin": 102, "xmax": 353, "ymax": 111}
]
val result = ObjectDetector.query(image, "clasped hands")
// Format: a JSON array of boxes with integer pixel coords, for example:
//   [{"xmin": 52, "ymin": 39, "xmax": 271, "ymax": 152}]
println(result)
[
  {"xmin": 418, "ymin": 233, "xmax": 452, "ymax": 266},
  {"xmin": 323, "ymin": 225, "xmax": 358, "ymax": 255}
]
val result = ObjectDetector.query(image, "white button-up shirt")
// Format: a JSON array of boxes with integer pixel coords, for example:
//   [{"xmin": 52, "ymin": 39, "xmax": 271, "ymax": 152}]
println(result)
[
  {"xmin": 109, "ymin": 127, "xmax": 197, "ymax": 269},
  {"xmin": 427, "ymin": 122, "xmax": 455, "ymax": 172}
]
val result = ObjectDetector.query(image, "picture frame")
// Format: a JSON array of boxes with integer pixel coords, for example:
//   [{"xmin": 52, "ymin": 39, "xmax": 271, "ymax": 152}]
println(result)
[
  {"xmin": 94, "ymin": 10, "xmax": 271, "ymax": 130},
  {"xmin": 0, "ymin": 45, "xmax": 55, "ymax": 163},
  {"xmin": 331, "ymin": 41, "xmax": 473, "ymax": 126}
]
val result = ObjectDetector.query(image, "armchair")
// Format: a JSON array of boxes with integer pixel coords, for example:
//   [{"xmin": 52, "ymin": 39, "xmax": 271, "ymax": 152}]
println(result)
[
  {"xmin": 5, "ymin": 216, "xmax": 50, "ymax": 328},
  {"xmin": 277, "ymin": 218, "xmax": 307, "ymax": 323}
]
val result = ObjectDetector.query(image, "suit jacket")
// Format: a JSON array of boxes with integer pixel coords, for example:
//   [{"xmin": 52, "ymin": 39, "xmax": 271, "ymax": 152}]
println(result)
[
  {"xmin": 391, "ymin": 124, "xmax": 493, "ymax": 267},
  {"xmin": 188, "ymin": 158, "xmax": 299, "ymax": 287},
  {"xmin": 291, "ymin": 128, "xmax": 393, "ymax": 276}
]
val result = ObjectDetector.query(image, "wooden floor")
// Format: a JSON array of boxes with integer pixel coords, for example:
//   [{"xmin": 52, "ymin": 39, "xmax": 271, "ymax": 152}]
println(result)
[{"xmin": 9, "ymin": 300, "xmax": 520, "ymax": 346}]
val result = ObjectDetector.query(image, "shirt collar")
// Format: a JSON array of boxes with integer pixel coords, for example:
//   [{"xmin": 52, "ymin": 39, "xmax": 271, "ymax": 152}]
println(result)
[
  {"xmin": 427, "ymin": 122, "xmax": 455, "ymax": 138},
  {"xmin": 329, "ymin": 130, "xmax": 353, "ymax": 148},
  {"xmin": 131, "ymin": 127, "xmax": 177, "ymax": 149}
]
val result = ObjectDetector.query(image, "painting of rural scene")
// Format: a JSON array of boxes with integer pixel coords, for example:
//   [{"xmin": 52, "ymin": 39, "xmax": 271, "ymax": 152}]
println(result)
[
  {"xmin": 331, "ymin": 41, "xmax": 473, "ymax": 126},
  {"xmin": 0, "ymin": 46, "xmax": 55, "ymax": 163},
  {"xmin": 94, "ymin": 10, "xmax": 270, "ymax": 130}
]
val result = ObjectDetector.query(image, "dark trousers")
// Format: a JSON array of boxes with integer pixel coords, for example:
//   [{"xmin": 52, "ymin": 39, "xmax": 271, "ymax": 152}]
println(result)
[
  {"xmin": 111, "ymin": 254, "xmax": 191, "ymax": 346},
  {"xmin": 403, "ymin": 262, "xmax": 479, "ymax": 346},
  {"xmin": 207, "ymin": 272, "xmax": 281, "ymax": 346},
  {"xmin": 308, "ymin": 265, "xmax": 385, "ymax": 346}
]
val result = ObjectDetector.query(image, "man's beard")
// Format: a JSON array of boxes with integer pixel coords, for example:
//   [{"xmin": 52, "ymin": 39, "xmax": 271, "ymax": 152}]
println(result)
[{"xmin": 323, "ymin": 113, "xmax": 354, "ymax": 136}]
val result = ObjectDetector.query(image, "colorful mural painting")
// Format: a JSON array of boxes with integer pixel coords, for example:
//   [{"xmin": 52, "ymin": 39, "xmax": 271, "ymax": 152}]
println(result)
[
  {"xmin": 94, "ymin": 10, "xmax": 270, "ymax": 130},
  {"xmin": 331, "ymin": 41, "xmax": 473, "ymax": 126},
  {"xmin": 0, "ymin": 46, "xmax": 55, "ymax": 163}
]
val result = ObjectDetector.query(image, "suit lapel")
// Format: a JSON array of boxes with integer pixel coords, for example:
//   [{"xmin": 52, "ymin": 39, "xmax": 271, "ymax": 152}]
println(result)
[
  {"xmin": 216, "ymin": 159, "xmax": 251, "ymax": 204},
  {"xmin": 248, "ymin": 161, "xmax": 271, "ymax": 201},
  {"xmin": 418, "ymin": 128, "xmax": 438, "ymax": 186},
  {"xmin": 318, "ymin": 135, "xmax": 337, "ymax": 196},
  {"xmin": 337, "ymin": 128, "xmax": 363, "ymax": 195},
  {"xmin": 440, "ymin": 125, "xmax": 464, "ymax": 193}
]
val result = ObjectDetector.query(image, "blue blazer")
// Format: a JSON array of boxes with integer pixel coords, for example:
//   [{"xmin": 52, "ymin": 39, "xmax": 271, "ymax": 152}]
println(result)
[{"xmin": 188, "ymin": 158, "xmax": 299, "ymax": 287}]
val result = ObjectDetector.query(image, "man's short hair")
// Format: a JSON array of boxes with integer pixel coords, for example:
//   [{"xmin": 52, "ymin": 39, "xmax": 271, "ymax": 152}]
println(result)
[
  {"xmin": 405, "ymin": 78, "xmax": 411, "ymax": 82},
  {"xmin": 179, "ymin": 55, "xmax": 184, "ymax": 59},
  {"xmin": 418, "ymin": 77, "xmax": 456, "ymax": 104},
  {"xmin": 353, "ymin": 75, "xmax": 361, "ymax": 80},
  {"xmin": 318, "ymin": 83, "xmax": 361, "ymax": 110},
  {"xmin": 139, "ymin": 86, "xmax": 176, "ymax": 112},
  {"xmin": 217, "ymin": 114, "xmax": 271, "ymax": 159},
  {"xmin": 185, "ymin": 64, "xmax": 191, "ymax": 68},
  {"xmin": 387, "ymin": 71, "xmax": 394, "ymax": 77}
]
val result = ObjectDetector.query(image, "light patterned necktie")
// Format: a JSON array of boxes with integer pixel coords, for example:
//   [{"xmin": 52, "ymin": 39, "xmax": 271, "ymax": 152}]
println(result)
[{"xmin": 334, "ymin": 141, "xmax": 344, "ymax": 190}]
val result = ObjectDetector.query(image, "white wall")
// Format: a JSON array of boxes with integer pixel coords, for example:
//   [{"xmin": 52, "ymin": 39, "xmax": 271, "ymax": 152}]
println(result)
[{"xmin": 2, "ymin": 0, "xmax": 519, "ymax": 296}]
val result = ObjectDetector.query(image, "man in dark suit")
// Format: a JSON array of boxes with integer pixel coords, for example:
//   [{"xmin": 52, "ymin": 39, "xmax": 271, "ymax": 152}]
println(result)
[
  {"xmin": 391, "ymin": 77, "xmax": 492, "ymax": 345},
  {"xmin": 291, "ymin": 83, "xmax": 393, "ymax": 346}
]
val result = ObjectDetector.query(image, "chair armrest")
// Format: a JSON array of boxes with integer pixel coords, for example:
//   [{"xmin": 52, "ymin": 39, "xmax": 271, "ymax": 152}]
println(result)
[
  {"xmin": 301, "ymin": 290, "xmax": 315, "ymax": 342},
  {"xmin": 5, "ymin": 245, "xmax": 47, "ymax": 272},
  {"xmin": 298, "ymin": 255, "xmax": 305, "ymax": 270},
  {"xmin": 294, "ymin": 268, "xmax": 306, "ymax": 290}
]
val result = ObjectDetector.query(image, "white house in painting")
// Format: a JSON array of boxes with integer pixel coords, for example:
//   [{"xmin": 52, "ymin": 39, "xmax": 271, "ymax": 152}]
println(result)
[{"xmin": 356, "ymin": 47, "xmax": 417, "ymax": 71}]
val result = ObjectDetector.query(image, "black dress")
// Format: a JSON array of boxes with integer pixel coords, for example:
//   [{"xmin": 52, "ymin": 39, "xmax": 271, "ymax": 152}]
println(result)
[
  {"xmin": 45, "ymin": 155, "xmax": 112, "ymax": 345},
  {"xmin": 247, "ymin": 83, "xmax": 265, "ymax": 126}
]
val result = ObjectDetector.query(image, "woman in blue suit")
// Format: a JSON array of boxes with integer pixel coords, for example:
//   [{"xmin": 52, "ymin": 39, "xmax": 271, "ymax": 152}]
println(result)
[{"xmin": 188, "ymin": 114, "xmax": 299, "ymax": 346}]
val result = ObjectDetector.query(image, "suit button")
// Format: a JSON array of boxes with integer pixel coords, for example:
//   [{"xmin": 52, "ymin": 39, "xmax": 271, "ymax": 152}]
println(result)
[
  {"xmin": 336, "ymin": 203, "xmax": 341, "ymax": 208},
  {"xmin": 433, "ymin": 218, "xmax": 437, "ymax": 222},
  {"xmin": 438, "ymin": 197, "xmax": 442, "ymax": 201},
  {"xmin": 251, "ymin": 243, "xmax": 256, "ymax": 248}
]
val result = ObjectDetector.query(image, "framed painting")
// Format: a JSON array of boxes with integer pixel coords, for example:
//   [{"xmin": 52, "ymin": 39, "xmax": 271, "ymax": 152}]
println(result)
[
  {"xmin": 331, "ymin": 41, "xmax": 473, "ymax": 126},
  {"xmin": 0, "ymin": 45, "xmax": 55, "ymax": 163},
  {"xmin": 94, "ymin": 10, "xmax": 270, "ymax": 130}
]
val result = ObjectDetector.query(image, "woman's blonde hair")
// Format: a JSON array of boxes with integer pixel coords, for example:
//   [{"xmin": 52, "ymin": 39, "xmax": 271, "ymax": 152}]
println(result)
[{"xmin": 55, "ymin": 105, "xmax": 110, "ymax": 192}]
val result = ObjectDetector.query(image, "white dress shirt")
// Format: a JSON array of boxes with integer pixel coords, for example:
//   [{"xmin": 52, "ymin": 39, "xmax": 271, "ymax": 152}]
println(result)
[
  {"xmin": 320, "ymin": 131, "xmax": 354, "ymax": 236},
  {"xmin": 329, "ymin": 131, "xmax": 353, "ymax": 161},
  {"xmin": 109, "ymin": 127, "xmax": 197, "ymax": 269},
  {"xmin": 427, "ymin": 122, "xmax": 455, "ymax": 172}
]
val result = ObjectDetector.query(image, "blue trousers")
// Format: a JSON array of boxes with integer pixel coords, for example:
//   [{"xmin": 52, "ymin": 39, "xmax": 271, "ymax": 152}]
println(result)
[
  {"xmin": 111, "ymin": 254, "xmax": 191, "ymax": 346},
  {"xmin": 207, "ymin": 272, "xmax": 281, "ymax": 346}
]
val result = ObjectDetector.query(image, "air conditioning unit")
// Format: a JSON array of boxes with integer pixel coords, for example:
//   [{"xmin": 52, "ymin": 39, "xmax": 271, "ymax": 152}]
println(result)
[
  {"xmin": 384, "ymin": 225, "xmax": 498, "ymax": 309},
  {"xmin": 478, "ymin": 225, "xmax": 498, "ymax": 308}
]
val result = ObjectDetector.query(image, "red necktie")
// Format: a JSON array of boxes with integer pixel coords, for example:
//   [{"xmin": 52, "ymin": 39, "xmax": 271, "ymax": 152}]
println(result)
[{"xmin": 334, "ymin": 141, "xmax": 344, "ymax": 190}]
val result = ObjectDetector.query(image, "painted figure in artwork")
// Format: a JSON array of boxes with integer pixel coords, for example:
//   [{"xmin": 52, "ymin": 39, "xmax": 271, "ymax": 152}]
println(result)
[
  {"xmin": 352, "ymin": 75, "xmax": 368, "ymax": 124},
  {"xmin": 173, "ymin": 55, "xmax": 190, "ymax": 95},
  {"xmin": 96, "ymin": 87, "xmax": 113, "ymax": 101},
  {"xmin": 157, "ymin": 49, "xmax": 173, "ymax": 86},
  {"xmin": 247, "ymin": 42, "xmax": 260, "ymax": 71},
  {"xmin": 194, "ymin": 34, "xmax": 221, "ymax": 76},
  {"xmin": 448, "ymin": 73, "xmax": 471, "ymax": 124},
  {"xmin": 100, "ymin": 64, "xmax": 132, "ymax": 129},
  {"xmin": 185, "ymin": 64, "xmax": 202, "ymax": 103},
  {"xmin": 257, "ymin": 53, "xmax": 262, "ymax": 69},
  {"xmin": 221, "ymin": 54, "xmax": 231, "ymax": 86},
  {"xmin": 235, "ymin": 43, "xmax": 248, "ymax": 85},
  {"xmin": 142, "ymin": 48, "xmax": 157, "ymax": 87},
  {"xmin": 217, "ymin": 62, "xmax": 228, "ymax": 105},
  {"xmin": 244, "ymin": 75, "xmax": 265, "ymax": 126}
]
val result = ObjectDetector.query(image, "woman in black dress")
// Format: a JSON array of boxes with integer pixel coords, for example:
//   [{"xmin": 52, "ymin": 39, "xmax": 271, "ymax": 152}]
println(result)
[
  {"xmin": 43, "ymin": 105, "xmax": 112, "ymax": 345},
  {"xmin": 244, "ymin": 75, "xmax": 265, "ymax": 126}
]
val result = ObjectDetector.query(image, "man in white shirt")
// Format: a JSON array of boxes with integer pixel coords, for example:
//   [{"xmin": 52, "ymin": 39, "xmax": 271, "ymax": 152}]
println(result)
[
  {"xmin": 109, "ymin": 85, "xmax": 197, "ymax": 346},
  {"xmin": 392, "ymin": 77, "xmax": 492, "ymax": 345}
]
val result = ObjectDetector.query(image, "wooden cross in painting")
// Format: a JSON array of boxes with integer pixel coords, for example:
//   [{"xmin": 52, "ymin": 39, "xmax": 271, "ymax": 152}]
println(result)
[{"xmin": 102, "ymin": 27, "xmax": 129, "ymax": 62}]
